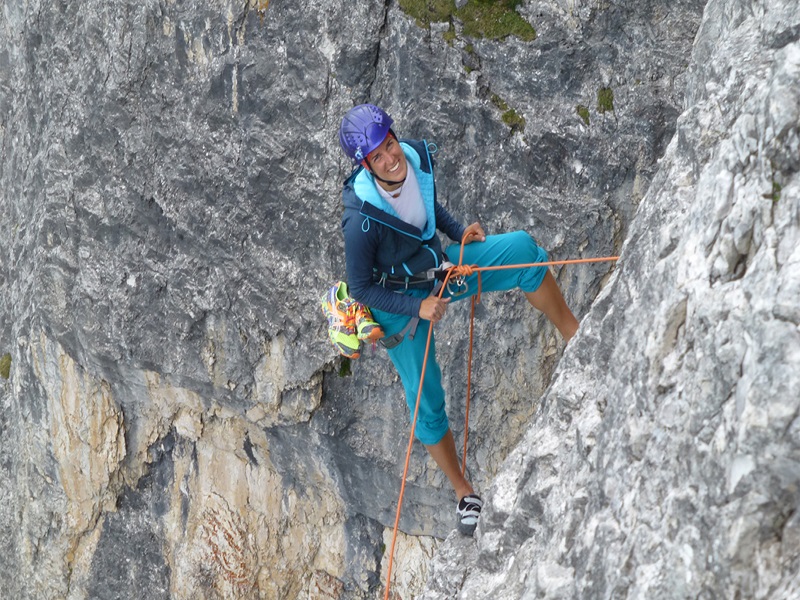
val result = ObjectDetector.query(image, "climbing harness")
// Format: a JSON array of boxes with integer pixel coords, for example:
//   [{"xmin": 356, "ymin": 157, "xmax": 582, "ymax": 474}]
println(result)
[
  {"xmin": 376, "ymin": 263, "xmax": 455, "ymax": 349},
  {"xmin": 375, "ymin": 261, "xmax": 456, "ymax": 291},
  {"xmin": 381, "ymin": 240, "xmax": 620, "ymax": 600},
  {"xmin": 379, "ymin": 281, "xmax": 444, "ymax": 350}
]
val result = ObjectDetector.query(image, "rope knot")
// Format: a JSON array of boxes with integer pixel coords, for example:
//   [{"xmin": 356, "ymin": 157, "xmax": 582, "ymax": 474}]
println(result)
[{"xmin": 450, "ymin": 264, "xmax": 475, "ymax": 278}]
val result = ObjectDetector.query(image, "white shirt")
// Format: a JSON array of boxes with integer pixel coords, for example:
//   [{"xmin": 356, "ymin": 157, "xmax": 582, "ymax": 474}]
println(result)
[{"xmin": 376, "ymin": 164, "xmax": 427, "ymax": 231}]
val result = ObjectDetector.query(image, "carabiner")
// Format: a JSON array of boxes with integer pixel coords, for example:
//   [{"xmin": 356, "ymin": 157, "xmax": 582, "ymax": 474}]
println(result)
[{"xmin": 447, "ymin": 276, "xmax": 469, "ymax": 297}]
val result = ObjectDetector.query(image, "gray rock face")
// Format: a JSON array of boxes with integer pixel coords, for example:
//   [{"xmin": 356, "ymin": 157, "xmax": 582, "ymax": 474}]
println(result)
[
  {"xmin": 422, "ymin": 0, "xmax": 800, "ymax": 598},
  {"xmin": 0, "ymin": 0, "xmax": 762, "ymax": 597}
]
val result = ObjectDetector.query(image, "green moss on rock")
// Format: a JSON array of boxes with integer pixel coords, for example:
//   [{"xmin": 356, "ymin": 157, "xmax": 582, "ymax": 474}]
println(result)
[
  {"xmin": 338, "ymin": 357, "xmax": 352, "ymax": 377},
  {"xmin": 443, "ymin": 23, "xmax": 457, "ymax": 44},
  {"xmin": 491, "ymin": 93, "xmax": 509, "ymax": 112},
  {"xmin": 502, "ymin": 108, "xmax": 526, "ymax": 132},
  {"xmin": 399, "ymin": 0, "xmax": 456, "ymax": 28},
  {"xmin": 576, "ymin": 104, "xmax": 590, "ymax": 126},
  {"xmin": 399, "ymin": 0, "xmax": 536, "ymax": 41},
  {"xmin": 597, "ymin": 87, "xmax": 614, "ymax": 113},
  {"xmin": 458, "ymin": 0, "xmax": 536, "ymax": 41},
  {"xmin": 491, "ymin": 93, "xmax": 525, "ymax": 132},
  {"xmin": 772, "ymin": 181, "xmax": 782, "ymax": 202},
  {"xmin": 0, "ymin": 353, "xmax": 11, "ymax": 380}
]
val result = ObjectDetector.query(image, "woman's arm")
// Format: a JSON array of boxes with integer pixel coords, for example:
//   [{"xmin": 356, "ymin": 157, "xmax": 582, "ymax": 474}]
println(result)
[
  {"xmin": 343, "ymin": 214, "xmax": 423, "ymax": 317},
  {"xmin": 434, "ymin": 199, "xmax": 466, "ymax": 242}
]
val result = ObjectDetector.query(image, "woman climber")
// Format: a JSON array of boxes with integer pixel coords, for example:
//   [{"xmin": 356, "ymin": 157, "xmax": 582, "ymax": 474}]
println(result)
[{"xmin": 334, "ymin": 103, "xmax": 579, "ymax": 535}]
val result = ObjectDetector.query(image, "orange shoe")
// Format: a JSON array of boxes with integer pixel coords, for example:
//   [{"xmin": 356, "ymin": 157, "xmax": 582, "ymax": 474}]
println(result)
[
  {"xmin": 355, "ymin": 304, "xmax": 384, "ymax": 342},
  {"xmin": 321, "ymin": 282, "xmax": 361, "ymax": 359}
]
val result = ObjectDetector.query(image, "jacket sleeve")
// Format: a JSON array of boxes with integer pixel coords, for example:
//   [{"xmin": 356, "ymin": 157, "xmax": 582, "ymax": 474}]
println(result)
[
  {"xmin": 343, "ymin": 212, "xmax": 423, "ymax": 317},
  {"xmin": 434, "ymin": 200, "xmax": 465, "ymax": 243}
]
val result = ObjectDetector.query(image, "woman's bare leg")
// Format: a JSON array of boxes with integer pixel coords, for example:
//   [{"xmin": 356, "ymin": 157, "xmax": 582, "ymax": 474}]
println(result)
[
  {"xmin": 425, "ymin": 429, "xmax": 473, "ymax": 500},
  {"xmin": 524, "ymin": 270, "xmax": 579, "ymax": 341}
]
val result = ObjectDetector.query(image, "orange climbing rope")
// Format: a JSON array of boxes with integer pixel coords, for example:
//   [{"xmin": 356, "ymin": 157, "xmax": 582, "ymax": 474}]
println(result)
[
  {"xmin": 462, "ymin": 294, "xmax": 476, "ymax": 477},
  {"xmin": 382, "ymin": 244, "xmax": 619, "ymax": 600}
]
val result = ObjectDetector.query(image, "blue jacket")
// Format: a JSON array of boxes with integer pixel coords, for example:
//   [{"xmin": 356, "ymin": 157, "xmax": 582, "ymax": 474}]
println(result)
[{"xmin": 341, "ymin": 139, "xmax": 465, "ymax": 317}]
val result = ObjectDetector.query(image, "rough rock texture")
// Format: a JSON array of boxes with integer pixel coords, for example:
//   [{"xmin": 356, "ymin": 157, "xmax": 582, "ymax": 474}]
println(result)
[
  {"xmin": 422, "ymin": 0, "xmax": 800, "ymax": 598},
  {"xmin": 0, "ymin": 0, "xmax": 729, "ymax": 598}
]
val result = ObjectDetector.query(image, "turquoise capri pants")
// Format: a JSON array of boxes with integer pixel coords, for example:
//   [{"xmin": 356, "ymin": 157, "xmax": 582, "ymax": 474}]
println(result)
[{"xmin": 370, "ymin": 230, "xmax": 548, "ymax": 445}]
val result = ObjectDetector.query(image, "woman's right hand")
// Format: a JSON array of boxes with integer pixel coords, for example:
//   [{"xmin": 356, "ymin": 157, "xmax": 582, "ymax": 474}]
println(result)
[{"xmin": 419, "ymin": 296, "xmax": 451, "ymax": 323}]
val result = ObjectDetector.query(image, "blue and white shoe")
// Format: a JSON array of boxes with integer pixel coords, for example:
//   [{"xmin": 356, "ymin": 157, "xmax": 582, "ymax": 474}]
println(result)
[{"xmin": 456, "ymin": 494, "xmax": 483, "ymax": 536}]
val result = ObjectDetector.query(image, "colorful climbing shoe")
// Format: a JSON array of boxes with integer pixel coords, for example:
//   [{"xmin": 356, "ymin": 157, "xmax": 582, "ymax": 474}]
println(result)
[
  {"xmin": 456, "ymin": 494, "xmax": 483, "ymax": 536},
  {"xmin": 321, "ymin": 281, "xmax": 361, "ymax": 359},
  {"xmin": 355, "ymin": 304, "xmax": 384, "ymax": 342}
]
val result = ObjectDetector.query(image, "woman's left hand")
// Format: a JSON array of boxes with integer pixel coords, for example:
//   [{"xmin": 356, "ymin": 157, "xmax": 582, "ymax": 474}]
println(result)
[{"xmin": 462, "ymin": 222, "xmax": 486, "ymax": 245}]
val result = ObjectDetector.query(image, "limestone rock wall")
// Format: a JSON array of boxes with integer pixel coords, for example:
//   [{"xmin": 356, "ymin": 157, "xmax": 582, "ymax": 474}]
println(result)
[
  {"xmin": 1, "ymin": 0, "xmax": 706, "ymax": 598},
  {"xmin": 422, "ymin": 0, "xmax": 800, "ymax": 598}
]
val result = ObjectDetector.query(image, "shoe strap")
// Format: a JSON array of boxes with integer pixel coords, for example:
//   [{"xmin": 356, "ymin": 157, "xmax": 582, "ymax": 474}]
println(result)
[{"xmin": 458, "ymin": 494, "xmax": 483, "ymax": 511}]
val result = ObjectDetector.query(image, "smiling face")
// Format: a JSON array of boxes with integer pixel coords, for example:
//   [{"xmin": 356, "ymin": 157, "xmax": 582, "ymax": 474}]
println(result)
[{"xmin": 365, "ymin": 133, "xmax": 407, "ymax": 190}]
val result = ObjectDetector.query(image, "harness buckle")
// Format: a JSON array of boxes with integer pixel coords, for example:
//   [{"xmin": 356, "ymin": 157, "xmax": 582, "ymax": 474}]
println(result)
[{"xmin": 427, "ymin": 261, "xmax": 455, "ymax": 281}]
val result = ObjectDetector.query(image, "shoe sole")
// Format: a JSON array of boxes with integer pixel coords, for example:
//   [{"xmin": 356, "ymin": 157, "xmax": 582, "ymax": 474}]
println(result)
[
  {"xmin": 456, "ymin": 521, "xmax": 477, "ymax": 536},
  {"xmin": 358, "ymin": 328, "xmax": 385, "ymax": 342}
]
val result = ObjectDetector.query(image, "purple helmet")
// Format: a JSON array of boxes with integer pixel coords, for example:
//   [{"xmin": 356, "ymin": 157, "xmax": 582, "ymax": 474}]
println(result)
[{"xmin": 339, "ymin": 104, "xmax": 394, "ymax": 163}]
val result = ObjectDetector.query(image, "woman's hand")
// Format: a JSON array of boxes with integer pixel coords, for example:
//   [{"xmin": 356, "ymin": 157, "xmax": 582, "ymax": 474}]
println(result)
[
  {"xmin": 462, "ymin": 222, "xmax": 486, "ymax": 245},
  {"xmin": 419, "ymin": 296, "xmax": 451, "ymax": 323}
]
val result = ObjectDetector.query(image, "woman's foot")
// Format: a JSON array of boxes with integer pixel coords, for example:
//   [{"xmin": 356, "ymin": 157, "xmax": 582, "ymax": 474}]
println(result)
[{"xmin": 456, "ymin": 494, "xmax": 483, "ymax": 536}]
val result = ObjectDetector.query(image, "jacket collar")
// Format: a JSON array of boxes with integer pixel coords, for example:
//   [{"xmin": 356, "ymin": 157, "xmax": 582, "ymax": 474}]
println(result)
[{"xmin": 351, "ymin": 141, "xmax": 436, "ymax": 239}]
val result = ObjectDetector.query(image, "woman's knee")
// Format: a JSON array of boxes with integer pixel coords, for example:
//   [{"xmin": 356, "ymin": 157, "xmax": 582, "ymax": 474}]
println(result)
[
  {"xmin": 504, "ymin": 231, "xmax": 545, "ymax": 261},
  {"xmin": 507, "ymin": 231, "xmax": 548, "ymax": 291},
  {"xmin": 415, "ymin": 416, "xmax": 449, "ymax": 445}
]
